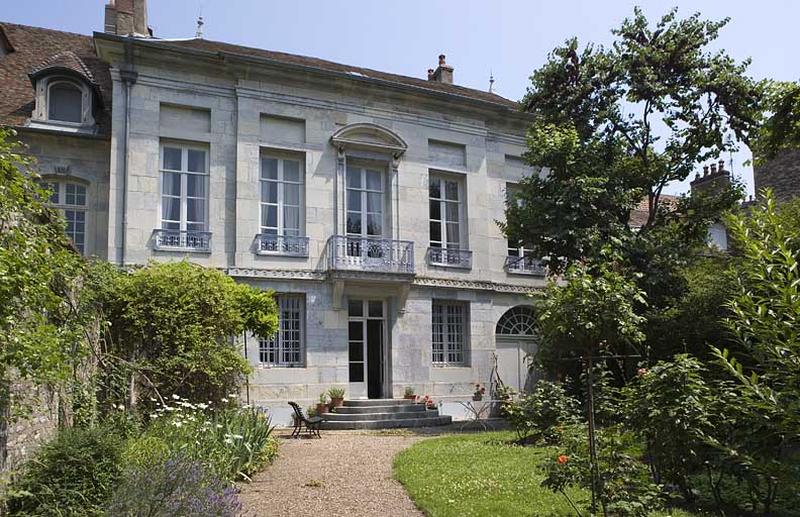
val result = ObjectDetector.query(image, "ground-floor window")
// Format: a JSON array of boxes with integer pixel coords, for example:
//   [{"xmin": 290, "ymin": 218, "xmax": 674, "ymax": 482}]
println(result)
[
  {"xmin": 432, "ymin": 300, "xmax": 468, "ymax": 366},
  {"xmin": 259, "ymin": 294, "xmax": 304, "ymax": 367}
]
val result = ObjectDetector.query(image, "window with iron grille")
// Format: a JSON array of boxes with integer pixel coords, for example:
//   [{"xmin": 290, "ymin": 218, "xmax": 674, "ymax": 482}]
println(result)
[
  {"xmin": 432, "ymin": 300, "xmax": 468, "ymax": 366},
  {"xmin": 259, "ymin": 294, "xmax": 304, "ymax": 367}
]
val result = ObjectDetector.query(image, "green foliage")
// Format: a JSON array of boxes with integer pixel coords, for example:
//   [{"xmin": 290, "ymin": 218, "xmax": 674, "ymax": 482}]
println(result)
[
  {"xmin": 502, "ymin": 381, "xmax": 580, "ymax": 444},
  {"xmin": 0, "ymin": 127, "xmax": 85, "ymax": 419},
  {"xmin": 6, "ymin": 426, "xmax": 124, "ymax": 516},
  {"xmin": 96, "ymin": 260, "xmax": 278, "ymax": 405},
  {"xmin": 327, "ymin": 387, "xmax": 345, "ymax": 399},
  {"xmin": 541, "ymin": 425, "xmax": 663, "ymax": 517},
  {"xmin": 107, "ymin": 455, "xmax": 242, "ymax": 517},
  {"xmin": 130, "ymin": 397, "xmax": 277, "ymax": 482},
  {"xmin": 624, "ymin": 355, "xmax": 717, "ymax": 501},
  {"xmin": 504, "ymin": 7, "xmax": 759, "ymax": 275},
  {"xmin": 750, "ymin": 81, "xmax": 800, "ymax": 164},
  {"xmin": 537, "ymin": 259, "xmax": 647, "ymax": 370}
]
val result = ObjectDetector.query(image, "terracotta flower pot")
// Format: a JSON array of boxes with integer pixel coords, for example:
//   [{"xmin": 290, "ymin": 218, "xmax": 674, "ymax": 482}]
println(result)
[
  {"xmin": 330, "ymin": 397, "xmax": 344, "ymax": 408},
  {"xmin": 404, "ymin": 395, "xmax": 417, "ymax": 401},
  {"xmin": 316, "ymin": 403, "xmax": 329, "ymax": 415}
]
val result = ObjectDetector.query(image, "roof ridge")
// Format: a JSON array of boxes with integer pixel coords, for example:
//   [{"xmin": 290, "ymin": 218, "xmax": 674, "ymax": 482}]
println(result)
[{"xmin": 0, "ymin": 21, "xmax": 91, "ymax": 40}]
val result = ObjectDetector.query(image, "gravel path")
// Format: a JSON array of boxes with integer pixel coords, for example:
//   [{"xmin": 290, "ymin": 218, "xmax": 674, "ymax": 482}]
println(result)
[{"xmin": 239, "ymin": 431, "xmax": 426, "ymax": 517}]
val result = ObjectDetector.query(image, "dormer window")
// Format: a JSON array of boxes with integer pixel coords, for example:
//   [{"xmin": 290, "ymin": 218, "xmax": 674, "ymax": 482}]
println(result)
[{"xmin": 47, "ymin": 81, "xmax": 84, "ymax": 123}]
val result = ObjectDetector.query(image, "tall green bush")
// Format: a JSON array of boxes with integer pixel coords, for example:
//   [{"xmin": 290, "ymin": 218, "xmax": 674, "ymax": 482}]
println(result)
[
  {"xmin": 502, "ymin": 381, "xmax": 580, "ymax": 443},
  {"xmin": 6, "ymin": 426, "xmax": 124, "ymax": 516}
]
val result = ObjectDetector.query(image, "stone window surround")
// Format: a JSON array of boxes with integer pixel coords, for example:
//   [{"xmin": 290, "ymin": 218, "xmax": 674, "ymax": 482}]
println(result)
[
  {"xmin": 158, "ymin": 140, "xmax": 210, "ymax": 235},
  {"xmin": 32, "ymin": 75, "xmax": 95, "ymax": 127},
  {"xmin": 258, "ymin": 293, "xmax": 306, "ymax": 368}
]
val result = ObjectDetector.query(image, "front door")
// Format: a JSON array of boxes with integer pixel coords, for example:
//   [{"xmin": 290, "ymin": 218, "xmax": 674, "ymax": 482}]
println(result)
[
  {"xmin": 347, "ymin": 299, "xmax": 385, "ymax": 399},
  {"xmin": 496, "ymin": 338, "xmax": 537, "ymax": 392}
]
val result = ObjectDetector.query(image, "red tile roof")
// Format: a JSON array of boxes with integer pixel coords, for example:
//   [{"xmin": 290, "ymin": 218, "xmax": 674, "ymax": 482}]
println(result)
[
  {"xmin": 0, "ymin": 22, "xmax": 111, "ymax": 132},
  {"xmin": 629, "ymin": 194, "xmax": 679, "ymax": 228}
]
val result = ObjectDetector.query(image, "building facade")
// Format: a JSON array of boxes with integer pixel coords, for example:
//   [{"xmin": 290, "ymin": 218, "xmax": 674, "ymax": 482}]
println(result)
[{"xmin": 1, "ymin": 1, "xmax": 543, "ymax": 420}]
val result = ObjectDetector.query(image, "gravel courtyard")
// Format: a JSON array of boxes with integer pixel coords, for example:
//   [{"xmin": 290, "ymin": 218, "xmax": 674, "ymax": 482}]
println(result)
[{"xmin": 239, "ymin": 431, "xmax": 427, "ymax": 517}]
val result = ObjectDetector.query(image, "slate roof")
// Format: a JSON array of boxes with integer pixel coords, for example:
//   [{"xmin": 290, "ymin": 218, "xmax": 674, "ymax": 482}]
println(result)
[
  {"xmin": 0, "ymin": 22, "xmax": 112, "ymax": 133},
  {"xmin": 162, "ymin": 38, "xmax": 520, "ymax": 109}
]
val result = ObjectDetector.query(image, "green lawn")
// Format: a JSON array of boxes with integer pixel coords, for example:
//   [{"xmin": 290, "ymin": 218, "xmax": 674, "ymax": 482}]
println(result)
[{"xmin": 393, "ymin": 431, "xmax": 701, "ymax": 517}]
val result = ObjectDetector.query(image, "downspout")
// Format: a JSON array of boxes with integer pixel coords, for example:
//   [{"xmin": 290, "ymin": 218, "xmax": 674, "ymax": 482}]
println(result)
[{"xmin": 119, "ymin": 38, "xmax": 138, "ymax": 265}]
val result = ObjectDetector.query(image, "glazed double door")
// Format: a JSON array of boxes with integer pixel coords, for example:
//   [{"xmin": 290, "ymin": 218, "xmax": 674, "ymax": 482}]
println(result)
[{"xmin": 347, "ymin": 299, "xmax": 385, "ymax": 399}]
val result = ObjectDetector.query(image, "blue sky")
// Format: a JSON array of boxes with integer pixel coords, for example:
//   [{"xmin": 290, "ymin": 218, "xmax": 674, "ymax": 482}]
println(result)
[{"xmin": 4, "ymin": 0, "xmax": 798, "ymax": 195}]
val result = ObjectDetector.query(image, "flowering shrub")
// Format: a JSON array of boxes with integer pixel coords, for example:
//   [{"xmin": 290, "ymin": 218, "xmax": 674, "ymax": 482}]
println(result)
[
  {"xmin": 129, "ymin": 396, "xmax": 277, "ymax": 482},
  {"xmin": 472, "ymin": 383, "xmax": 486, "ymax": 401},
  {"xmin": 107, "ymin": 454, "xmax": 242, "ymax": 517},
  {"xmin": 541, "ymin": 425, "xmax": 662, "ymax": 517},
  {"xmin": 501, "ymin": 380, "xmax": 579, "ymax": 443}
]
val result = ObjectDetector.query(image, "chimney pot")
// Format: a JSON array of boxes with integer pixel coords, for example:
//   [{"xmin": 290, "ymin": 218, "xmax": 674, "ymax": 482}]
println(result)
[
  {"xmin": 703, "ymin": 165, "xmax": 709, "ymax": 176},
  {"xmin": 427, "ymin": 68, "xmax": 434, "ymax": 80},
  {"xmin": 718, "ymin": 159, "xmax": 725, "ymax": 172},
  {"xmin": 439, "ymin": 54, "xmax": 446, "ymax": 66},
  {"xmin": 710, "ymin": 163, "xmax": 717, "ymax": 174}
]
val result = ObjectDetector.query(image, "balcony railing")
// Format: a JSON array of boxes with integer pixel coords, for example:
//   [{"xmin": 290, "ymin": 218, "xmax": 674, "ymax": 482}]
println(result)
[
  {"xmin": 254, "ymin": 234, "xmax": 309, "ymax": 257},
  {"xmin": 327, "ymin": 235, "xmax": 414, "ymax": 274},
  {"xmin": 427, "ymin": 247, "xmax": 473, "ymax": 269},
  {"xmin": 504, "ymin": 254, "xmax": 546, "ymax": 276},
  {"xmin": 153, "ymin": 229, "xmax": 212, "ymax": 253}
]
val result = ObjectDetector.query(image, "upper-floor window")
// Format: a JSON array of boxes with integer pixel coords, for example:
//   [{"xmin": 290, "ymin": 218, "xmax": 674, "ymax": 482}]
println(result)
[
  {"xmin": 346, "ymin": 165, "xmax": 384, "ymax": 238},
  {"xmin": 42, "ymin": 180, "xmax": 88, "ymax": 254},
  {"xmin": 260, "ymin": 155, "xmax": 303, "ymax": 237},
  {"xmin": 160, "ymin": 142, "xmax": 208, "ymax": 234},
  {"xmin": 432, "ymin": 300, "xmax": 468, "ymax": 367},
  {"xmin": 259, "ymin": 294, "xmax": 305, "ymax": 367},
  {"xmin": 428, "ymin": 173, "xmax": 471, "ymax": 268},
  {"xmin": 47, "ymin": 81, "xmax": 83, "ymax": 123}
]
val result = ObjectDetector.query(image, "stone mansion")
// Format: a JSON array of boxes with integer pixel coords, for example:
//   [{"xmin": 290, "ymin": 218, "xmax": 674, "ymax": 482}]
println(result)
[{"xmin": 0, "ymin": 0, "xmax": 545, "ymax": 418}]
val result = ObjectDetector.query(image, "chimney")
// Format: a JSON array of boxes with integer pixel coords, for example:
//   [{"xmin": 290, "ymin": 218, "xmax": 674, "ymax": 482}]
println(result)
[
  {"xmin": 691, "ymin": 160, "xmax": 731, "ymax": 196},
  {"xmin": 105, "ymin": 0, "xmax": 151, "ymax": 37},
  {"xmin": 429, "ymin": 54, "xmax": 454, "ymax": 84}
]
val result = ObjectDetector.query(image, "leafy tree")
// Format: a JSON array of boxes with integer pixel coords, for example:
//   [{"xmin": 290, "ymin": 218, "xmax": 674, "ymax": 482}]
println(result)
[
  {"xmin": 750, "ymin": 80, "xmax": 800, "ymax": 165},
  {"xmin": 95, "ymin": 261, "xmax": 278, "ymax": 407},
  {"xmin": 504, "ymin": 8, "xmax": 759, "ymax": 275},
  {"xmin": 0, "ymin": 127, "xmax": 84, "ymax": 465}
]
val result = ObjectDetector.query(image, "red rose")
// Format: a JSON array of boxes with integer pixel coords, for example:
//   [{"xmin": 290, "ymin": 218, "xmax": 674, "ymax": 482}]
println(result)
[{"xmin": 557, "ymin": 455, "xmax": 569, "ymax": 465}]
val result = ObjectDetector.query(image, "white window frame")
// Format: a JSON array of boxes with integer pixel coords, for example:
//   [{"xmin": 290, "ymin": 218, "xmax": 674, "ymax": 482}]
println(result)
[
  {"xmin": 46, "ymin": 80, "xmax": 86, "ymax": 124},
  {"xmin": 259, "ymin": 153, "xmax": 304, "ymax": 237},
  {"xmin": 259, "ymin": 294, "xmax": 305, "ymax": 367},
  {"xmin": 346, "ymin": 164, "xmax": 386, "ymax": 238},
  {"xmin": 429, "ymin": 172, "xmax": 466, "ymax": 250},
  {"xmin": 505, "ymin": 184, "xmax": 533, "ymax": 257},
  {"xmin": 43, "ymin": 180, "xmax": 88, "ymax": 255},
  {"xmin": 159, "ymin": 142, "xmax": 209, "ymax": 233},
  {"xmin": 432, "ymin": 300, "xmax": 468, "ymax": 367}
]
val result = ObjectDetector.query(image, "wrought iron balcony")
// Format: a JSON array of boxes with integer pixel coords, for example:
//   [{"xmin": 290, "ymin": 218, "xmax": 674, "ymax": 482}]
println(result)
[
  {"xmin": 254, "ymin": 234, "xmax": 309, "ymax": 257},
  {"xmin": 327, "ymin": 235, "xmax": 414, "ymax": 274},
  {"xmin": 427, "ymin": 247, "xmax": 473, "ymax": 269},
  {"xmin": 504, "ymin": 254, "xmax": 546, "ymax": 276},
  {"xmin": 152, "ymin": 229, "xmax": 212, "ymax": 253}
]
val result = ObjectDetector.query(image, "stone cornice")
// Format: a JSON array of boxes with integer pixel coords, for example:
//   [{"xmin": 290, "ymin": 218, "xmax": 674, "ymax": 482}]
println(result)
[{"xmin": 412, "ymin": 276, "xmax": 542, "ymax": 294}]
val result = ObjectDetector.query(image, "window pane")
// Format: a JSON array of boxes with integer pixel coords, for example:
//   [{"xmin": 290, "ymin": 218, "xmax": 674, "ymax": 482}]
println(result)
[
  {"xmin": 430, "ymin": 221, "xmax": 441, "ymax": 243},
  {"xmin": 74, "ymin": 185, "xmax": 87, "ymax": 206},
  {"xmin": 348, "ymin": 321, "xmax": 363, "ymax": 341},
  {"xmin": 349, "ymin": 363, "xmax": 364, "ymax": 382},
  {"xmin": 48, "ymin": 83, "xmax": 82, "ymax": 123},
  {"xmin": 186, "ymin": 222, "xmax": 205, "ymax": 233},
  {"xmin": 447, "ymin": 222, "xmax": 461, "ymax": 246},
  {"xmin": 366, "ymin": 170, "xmax": 381, "ymax": 191},
  {"xmin": 429, "ymin": 200, "xmax": 441, "ymax": 220},
  {"xmin": 44, "ymin": 183, "xmax": 59, "ymax": 204},
  {"xmin": 429, "ymin": 177, "xmax": 441, "ymax": 199},
  {"xmin": 163, "ymin": 147, "xmax": 182, "ymax": 170},
  {"xmin": 261, "ymin": 158, "xmax": 278, "ymax": 180},
  {"xmin": 368, "ymin": 300, "xmax": 383, "ymax": 318},
  {"xmin": 348, "ymin": 342, "xmax": 364, "ymax": 362},
  {"xmin": 187, "ymin": 199, "xmax": 205, "ymax": 223},
  {"xmin": 187, "ymin": 149, "xmax": 206, "ymax": 173},
  {"xmin": 445, "ymin": 180, "xmax": 460, "ymax": 201},
  {"xmin": 283, "ymin": 160, "xmax": 301, "ymax": 182},
  {"xmin": 162, "ymin": 197, "xmax": 180, "ymax": 222},
  {"xmin": 186, "ymin": 175, "xmax": 205, "ymax": 197},
  {"xmin": 262, "ymin": 182, "xmax": 278, "ymax": 204},
  {"xmin": 284, "ymin": 183, "xmax": 300, "ymax": 205},
  {"xmin": 367, "ymin": 192, "xmax": 382, "ymax": 213},
  {"xmin": 348, "ymin": 299, "xmax": 363, "ymax": 317},
  {"xmin": 347, "ymin": 190, "xmax": 361, "ymax": 211},
  {"xmin": 163, "ymin": 221, "xmax": 180, "ymax": 231},
  {"xmin": 162, "ymin": 172, "xmax": 181, "ymax": 197},
  {"xmin": 283, "ymin": 206, "xmax": 300, "ymax": 231},
  {"xmin": 265, "ymin": 205, "xmax": 278, "ymax": 228},
  {"xmin": 346, "ymin": 167, "xmax": 361, "ymax": 188},
  {"xmin": 346, "ymin": 212, "xmax": 361, "ymax": 234},
  {"xmin": 445, "ymin": 202, "xmax": 459, "ymax": 223},
  {"xmin": 366, "ymin": 214, "xmax": 382, "ymax": 236}
]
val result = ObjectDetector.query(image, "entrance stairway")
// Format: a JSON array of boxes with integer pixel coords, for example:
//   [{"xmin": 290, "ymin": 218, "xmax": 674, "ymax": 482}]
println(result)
[{"xmin": 320, "ymin": 399, "xmax": 452, "ymax": 430}]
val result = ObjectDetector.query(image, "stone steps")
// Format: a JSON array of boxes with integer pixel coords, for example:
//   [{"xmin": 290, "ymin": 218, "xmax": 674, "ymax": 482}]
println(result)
[{"xmin": 320, "ymin": 399, "xmax": 452, "ymax": 430}]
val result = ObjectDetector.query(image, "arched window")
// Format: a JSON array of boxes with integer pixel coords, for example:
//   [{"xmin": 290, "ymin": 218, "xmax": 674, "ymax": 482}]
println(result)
[
  {"xmin": 47, "ymin": 81, "xmax": 83, "ymax": 123},
  {"xmin": 496, "ymin": 305, "xmax": 537, "ymax": 336}
]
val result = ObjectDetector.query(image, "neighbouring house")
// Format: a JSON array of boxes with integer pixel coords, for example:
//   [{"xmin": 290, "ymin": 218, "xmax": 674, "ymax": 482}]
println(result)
[
  {"xmin": 754, "ymin": 148, "xmax": 800, "ymax": 204},
  {"xmin": 0, "ymin": 0, "xmax": 544, "ymax": 425}
]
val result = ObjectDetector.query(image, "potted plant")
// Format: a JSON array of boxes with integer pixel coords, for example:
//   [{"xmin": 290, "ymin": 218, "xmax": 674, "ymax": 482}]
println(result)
[
  {"xmin": 420, "ymin": 394, "xmax": 436, "ymax": 410},
  {"xmin": 403, "ymin": 386, "xmax": 417, "ymax": 401},
  {"xmin": 307, "ymin": 405, "xmax": 318, "ymax": 418},
  {"xmin": 472, "ymin": 383, "xmax": 486, "ymax": 401},
  {"xmin": 316, "ymin": 392, "xmax": 329, "ymax": 415},
  {"xmin": 328, "ymin": 387, "xmax": 345, "ymax": 408}
]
